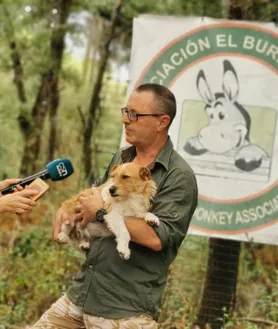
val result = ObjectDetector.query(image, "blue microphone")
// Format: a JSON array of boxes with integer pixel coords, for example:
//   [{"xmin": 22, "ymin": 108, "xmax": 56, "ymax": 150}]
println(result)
[{"xmin": 0, "ymin": 158, "xmax": 74, "ymax": 195}]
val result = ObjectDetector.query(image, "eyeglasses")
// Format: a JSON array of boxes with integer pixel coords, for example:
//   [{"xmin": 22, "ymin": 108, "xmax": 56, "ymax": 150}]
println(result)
[{"xmin": 121, "ymin": 107, "xmax": 162, "ymax": 122}]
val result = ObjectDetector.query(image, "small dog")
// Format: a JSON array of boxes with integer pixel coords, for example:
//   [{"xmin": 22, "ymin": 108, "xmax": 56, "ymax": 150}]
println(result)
[{"xmin": 57, "ymin": 162, "xmax": 159, "ymax": 260}]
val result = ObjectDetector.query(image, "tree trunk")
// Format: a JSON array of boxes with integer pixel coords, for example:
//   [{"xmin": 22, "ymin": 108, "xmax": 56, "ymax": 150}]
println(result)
[
  {"xmin": 20, "ymin": 71, "xmax": 56, "ymax": 175},
  {"xmin": 19, "ymin": 0, "xmax": 72, "ymax": 175},
  {"xmin": 88, "ymin": 17, "xmax": 103, "ymax": 83},
  {"xmin": 82, "ymin": 17, "xmax": 95, "ymax": 82},
  {"xmin": 48, "ymin": 0, "xmax": 73, "ymax": 162},
  {"xmin": 10, "ymin": 41, "xmax": 27, "ymax": 103},
  {"xmin": 82, "ymin": 0, "xmax": 126, "ymax": 183},
  {"xmin": 221, "ymin": 0, "xmax": 230, "ymax": 18}
]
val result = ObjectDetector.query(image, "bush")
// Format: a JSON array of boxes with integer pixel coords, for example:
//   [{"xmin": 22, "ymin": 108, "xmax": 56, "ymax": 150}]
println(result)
[{"xmin": 0, "ymin": 227, "xmax": 83, "ymax": 325}]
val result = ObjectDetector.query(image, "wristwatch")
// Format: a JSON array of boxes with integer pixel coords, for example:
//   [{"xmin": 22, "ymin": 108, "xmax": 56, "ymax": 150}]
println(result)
[{"xmin": 96, "ymin": 208, "xmax": 107, "ymax": 222}]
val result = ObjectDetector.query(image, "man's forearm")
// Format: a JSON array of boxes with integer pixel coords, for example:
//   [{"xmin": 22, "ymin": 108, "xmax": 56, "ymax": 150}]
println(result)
[{"xmin": 125, "ymin": 216, "xmax": 162, "ymax": 251}]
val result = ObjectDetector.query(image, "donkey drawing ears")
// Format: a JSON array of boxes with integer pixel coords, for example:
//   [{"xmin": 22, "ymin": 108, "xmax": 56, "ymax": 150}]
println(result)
[
  {"xmin": 196, "ymin": 70, "xmax": 215, "ymax": 105},
  {"xmin": 222, "ymin": 60, "xmax": 239, "ymax": 103},
  {"xmin": 196, "ymin": 60, "xmax": 239, "ymax": 105}
]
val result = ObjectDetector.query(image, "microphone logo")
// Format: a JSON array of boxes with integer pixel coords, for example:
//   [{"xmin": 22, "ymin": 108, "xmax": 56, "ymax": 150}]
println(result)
[{"xmin": 56, "ymin": 162, "xmax": 68, "ymax": 177}]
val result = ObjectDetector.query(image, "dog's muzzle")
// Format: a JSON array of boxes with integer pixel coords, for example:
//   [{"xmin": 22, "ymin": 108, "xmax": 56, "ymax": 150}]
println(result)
[{"xmin": 109, "ymin": 185, "xmax": 118, "ymax": 197}]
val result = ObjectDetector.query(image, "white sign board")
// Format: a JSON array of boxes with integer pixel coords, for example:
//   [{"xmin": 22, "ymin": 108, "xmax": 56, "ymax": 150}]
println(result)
[{"xmin": 126, "ymin": 15, "xmax": 278, "ymax": 245}]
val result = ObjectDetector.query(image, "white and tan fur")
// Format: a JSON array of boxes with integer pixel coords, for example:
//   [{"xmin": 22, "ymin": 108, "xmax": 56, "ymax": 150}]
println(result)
[{"xmin": 57, "ymin": 162, "xmax": 159, "ymax": 260}]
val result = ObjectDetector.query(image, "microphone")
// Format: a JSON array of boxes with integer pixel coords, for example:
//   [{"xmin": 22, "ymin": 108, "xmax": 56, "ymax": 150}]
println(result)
[{"xmin": 0, "ymin": 158, "xmax": 74, "ymax": 195}]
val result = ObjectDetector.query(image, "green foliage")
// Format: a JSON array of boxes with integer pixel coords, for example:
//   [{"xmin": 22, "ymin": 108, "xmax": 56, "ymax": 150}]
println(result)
[
  {"xmin": 0, "ymin": 72, "xmax": 26, "ymax": 179},
  {"xmin": 158, "ymin": 236, "xmax": 209, "ymax": 328},
  {"xmin": 158, "ymin": 239, "xmax": 278, "ymax": 329},
  {"xmin": 0, "ymin": 1, "xmax": 53, "ymax": 74},
  {"xmin": 0, "ymin": 227, "xmax": 83, "ymax": 325},
  {"xmin": 0, "ymin": 1, "xmax": 278, "ymax": 328},
  {"xmin": 258, "ymin": 270, "xmax": 278, "ymax": 322},
  {"xmin": 61, "ymin": 55, "xmax": 83, "ymax": 88}
]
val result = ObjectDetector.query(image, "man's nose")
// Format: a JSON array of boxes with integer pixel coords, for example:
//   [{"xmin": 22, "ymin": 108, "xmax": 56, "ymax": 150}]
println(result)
[{"xmin": 122, "ymin": 112, "xmax": 130, "ymax": 123}]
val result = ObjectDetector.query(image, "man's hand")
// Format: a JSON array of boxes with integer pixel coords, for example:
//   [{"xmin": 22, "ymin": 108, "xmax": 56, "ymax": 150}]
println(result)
[
  {"xmin": 53, "ymin": 207, "xmax": 70, "ymax": 241},
  {"xmin": 74, "ymin": 188, "xmax": 103, "ymax": 229},
  {"xmin": 0, "ymin": 189, "xmax": 38, "ymax": 214}
]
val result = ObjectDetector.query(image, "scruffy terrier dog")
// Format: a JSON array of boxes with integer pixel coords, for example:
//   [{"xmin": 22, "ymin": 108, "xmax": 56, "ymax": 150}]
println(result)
[{"xmin": 57, "ymin": 162, "xmax": 159, "ymax": 260}]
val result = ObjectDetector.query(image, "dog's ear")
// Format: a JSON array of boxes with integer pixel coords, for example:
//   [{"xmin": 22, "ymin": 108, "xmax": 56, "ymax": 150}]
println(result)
[
  {"xmin": 139, "ymin": 167, "xmax": 151, "ymax": 181},
  {"xmin": 110, "ymin": 165, "xmax": 119, "ymax": 176}
]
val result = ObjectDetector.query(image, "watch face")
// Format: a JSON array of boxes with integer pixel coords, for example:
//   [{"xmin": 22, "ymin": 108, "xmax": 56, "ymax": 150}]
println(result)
[{"xmin": 96, "ymin": 208, "xmax": 106, "ymax": 222}]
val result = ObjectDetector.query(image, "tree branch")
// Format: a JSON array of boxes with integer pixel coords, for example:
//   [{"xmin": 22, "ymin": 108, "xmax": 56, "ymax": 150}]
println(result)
[
  {"xmin": 77, "ymin": 105, "xmax": 86, "ymax": 129},
  {"xmin": 237, "ymin": 317, "xmax": 278, "ymax": 327},
  {"xmin": 1, "ymin": 3, "xmax": 27, "ymax": 103}
]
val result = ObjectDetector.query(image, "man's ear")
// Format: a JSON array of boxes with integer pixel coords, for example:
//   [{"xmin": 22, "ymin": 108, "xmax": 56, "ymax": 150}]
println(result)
[
  {"xmin": 110, "ymin": 165, "xmax": 119, "ymax": 175},
  {"xmin": 158, "ymin": 115, "xmax": 171, "ymax": 131},
  {"xmin": 139, "ymin": 167, "xmax": 151, "ymax": 181}
]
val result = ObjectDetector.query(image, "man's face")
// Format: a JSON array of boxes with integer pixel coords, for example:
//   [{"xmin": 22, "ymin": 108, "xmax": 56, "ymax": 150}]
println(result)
[{"xmin": 122, "ymin": 91, "xmax": 161, "ymax": 146}]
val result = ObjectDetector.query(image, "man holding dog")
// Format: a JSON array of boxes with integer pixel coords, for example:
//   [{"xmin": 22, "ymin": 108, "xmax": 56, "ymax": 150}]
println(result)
[{"xmin": 33, "ymin": 83, "xmax": 198, "ymax": 329}]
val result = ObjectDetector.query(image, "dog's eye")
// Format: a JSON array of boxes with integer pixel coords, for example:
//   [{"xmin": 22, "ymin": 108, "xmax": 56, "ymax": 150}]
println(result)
[{"xmin": 122, "ymin": 175, "xmax": 130, "ymax": 179}]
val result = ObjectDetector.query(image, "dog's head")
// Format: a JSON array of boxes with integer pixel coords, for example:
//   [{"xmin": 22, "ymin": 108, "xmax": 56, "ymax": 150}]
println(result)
[{"xmin": 106, "ymin": 162, "xmax": 157, "ymax": 201}]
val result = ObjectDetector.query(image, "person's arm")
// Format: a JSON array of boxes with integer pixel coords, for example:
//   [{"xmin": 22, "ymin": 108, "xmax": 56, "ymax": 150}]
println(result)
[
  {"xmin": 124, "ymin": 217, "xmax": 162, "ymax": 251},
  {"xmin": 53, "ymin": 206, "xmax": 71, "ymax": 240},
  {"xmin": 151, "ymin": 170, "xmax": 198, "ymax": 250},
  {"xmin": 125, "ymin": 170, "xmax": 198, "ymax": 251},
  {"xmin": 53, "ymin": 153, "xmax": 118, "ymax": 240}
]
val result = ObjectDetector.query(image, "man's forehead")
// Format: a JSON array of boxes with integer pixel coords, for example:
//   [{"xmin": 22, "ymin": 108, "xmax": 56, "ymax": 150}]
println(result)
[{"xmin": 127, "ymin": 90, "xmax": 154, "ymax": 106}]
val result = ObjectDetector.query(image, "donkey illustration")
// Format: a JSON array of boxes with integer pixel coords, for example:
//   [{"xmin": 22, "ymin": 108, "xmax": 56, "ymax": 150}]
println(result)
[{"xmin": 183, "ymin": 60, "xmax": 268, "ymax": 172}]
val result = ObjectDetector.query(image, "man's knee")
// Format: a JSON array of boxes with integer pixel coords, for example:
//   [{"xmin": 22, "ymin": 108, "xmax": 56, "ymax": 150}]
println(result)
[
  {"xmin": 84, "ymin": 313, "xmax": 157, "ymax": 329},
  {"xmin": 32, "ymin": 294, "xmax": 85, "ymax": 329}
]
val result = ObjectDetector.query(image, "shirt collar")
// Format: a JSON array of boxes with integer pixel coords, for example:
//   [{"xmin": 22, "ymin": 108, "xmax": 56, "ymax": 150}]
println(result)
[{"xmin": 120, "ymin": 137, "xmax": 173, "ymax": 171}]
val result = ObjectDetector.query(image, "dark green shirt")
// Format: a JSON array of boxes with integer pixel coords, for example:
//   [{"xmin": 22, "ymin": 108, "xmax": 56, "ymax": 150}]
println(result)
[{"xmin": 67, "ymin": 137, "xmax": 198, "ymax": 319}]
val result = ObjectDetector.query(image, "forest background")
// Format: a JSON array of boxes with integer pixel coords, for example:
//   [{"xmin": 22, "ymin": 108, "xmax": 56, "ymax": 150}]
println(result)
[{"xmin": 0, "ymin": 1, "xmax": 278, "ymax": 329}]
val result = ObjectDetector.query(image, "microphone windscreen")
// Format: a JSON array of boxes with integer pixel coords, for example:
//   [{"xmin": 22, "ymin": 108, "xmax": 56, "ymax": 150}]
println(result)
[{"xmin": 46, "ymin": 158, "xmax": 74, "ymax": 181}]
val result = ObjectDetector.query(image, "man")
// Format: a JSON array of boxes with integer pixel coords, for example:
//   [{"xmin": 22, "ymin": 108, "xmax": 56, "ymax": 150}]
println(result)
[
  {"xmin": 0, "ymin": 178, "xmax": 38, "ymax": 214},
  {"xmin": 33, "ymin": 83, "xmax": 198, "ymax": 329}
]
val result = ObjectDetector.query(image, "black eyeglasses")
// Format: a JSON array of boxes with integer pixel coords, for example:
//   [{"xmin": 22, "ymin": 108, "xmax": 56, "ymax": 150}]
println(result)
[{"xmin": 121, "ymin": 107, "xmax": 162, "ymax": 122}]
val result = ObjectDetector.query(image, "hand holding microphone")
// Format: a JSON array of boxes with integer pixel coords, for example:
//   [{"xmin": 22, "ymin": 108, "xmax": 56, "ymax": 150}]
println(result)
[
  {"xmin": 0, "ymin": 158, "xmax": 74, "ymax": 195},
  {"xmin": 0, "ymin": 158, "xmax": 74, "ymax": 214},
  {"xmin": 0, "ymin": 178, "xmax": 38, "ymax": 213},
  {"xmin": 0, "ymin": 178, "xmax": 22, "ymax": 192}
]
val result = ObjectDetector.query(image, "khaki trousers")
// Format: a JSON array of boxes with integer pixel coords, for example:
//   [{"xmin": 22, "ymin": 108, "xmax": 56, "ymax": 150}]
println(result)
[{"xmin": 32, "ymin": 294, "xmax": 158, "ymax": 329}]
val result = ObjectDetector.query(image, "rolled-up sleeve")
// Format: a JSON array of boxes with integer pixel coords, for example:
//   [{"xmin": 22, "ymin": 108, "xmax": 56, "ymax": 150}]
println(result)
[{"xmin": 152, "ymin": 170, "xmax": 198, "ymax": 251}]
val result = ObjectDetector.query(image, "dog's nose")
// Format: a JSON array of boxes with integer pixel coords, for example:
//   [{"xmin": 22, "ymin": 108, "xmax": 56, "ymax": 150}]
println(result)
[{"xmin": 109, "ymin": 185, "xmax": 117, "ymax": 195}]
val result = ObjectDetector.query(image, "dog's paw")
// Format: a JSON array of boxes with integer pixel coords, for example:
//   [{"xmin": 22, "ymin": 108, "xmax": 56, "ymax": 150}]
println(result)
[
  {"xmin": 57, "ymin": 232, "xmax": 69, "ymax": 244},
  {"xmin": 117, "ymin": 244, "xmax": 130, "ymax": 260},
  {"xmin": 144, "ymin": 212, "xmax": 160, "ymax": 226},
  {"xmin": 79, "ymin": 241, "xmax": 90, "ymax": 250},
  {"xmin": 118, "ymin": 250, "xmax": 131, "ymax": 260}
]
